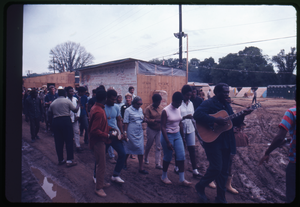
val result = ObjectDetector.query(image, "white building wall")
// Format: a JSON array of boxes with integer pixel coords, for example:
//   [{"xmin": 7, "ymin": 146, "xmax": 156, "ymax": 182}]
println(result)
[{"xmin": 80, "ymin": 62, "xmax": 138, "ymax": 98}]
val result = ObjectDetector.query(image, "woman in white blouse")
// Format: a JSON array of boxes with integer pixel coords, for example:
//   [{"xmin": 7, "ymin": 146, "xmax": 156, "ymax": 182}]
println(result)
[{"xmin": 174, "ymin": 85, "xmax": 202, "ymax": 178}]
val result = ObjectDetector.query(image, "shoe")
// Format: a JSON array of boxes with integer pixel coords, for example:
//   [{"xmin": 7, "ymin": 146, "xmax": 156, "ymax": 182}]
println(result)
[
  {"xmin": 208, "ymin": 181, "xmax": 216, "ymax": 189},
  {"xmin": 139, "ymin": 169, "xmax": 149, "ymax": 174},
  {"xmin": 95, "ymin": 189, "xmax": 106, "ymax": 197},
  {"xmin": 195, "ymin": 182, "xmax": 209, "ymax": 203},
  {"xmin": 144, "ymin": 159, "xmax": 149, "ymax": 164},
  {"xmin": 58, "ymin": 160, "xmax": 66, "ymax": 165},
  {"xmin": 31, "ymin": 139, "xmax": 35, "ymax": 143},
  {"xmin": 35, "ymin": 136, "xmax": 40, "ymax": 139},
  {"xmin": 179, "ymin": 179, "xmax": 192, "ymax": 186},
  {"xmin": 193, "ymin": 173, "xmax": 203, "ymax": 178},
  {"xmin": 109, "ymin": 157, "xmax": 117, "ymax": 164},
  {"xmin": 66, "ymin": 161, "xmax": 77, "ymax": 167},
  {"xmin": 155, "ymin": 164, "xmax": 163, "ymax": 170},
  {"xmin": 161, "ymin": 177, "xmax": 172, "ymax": 184},
  {"xmin": 93, "ymin": 176, "xmax": 96, "ymax": 184},
  {"xmin": 111, "ymin": 176, "xmax": 125, "ymax": 183},
  {"xmin": 215, "ymin": 196, "xmax": 228, "ymax": 203}
]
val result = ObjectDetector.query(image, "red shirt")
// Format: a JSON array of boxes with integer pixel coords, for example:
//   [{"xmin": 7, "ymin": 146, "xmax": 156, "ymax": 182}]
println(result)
[{"xmin": 89, "ymin": 102, "xmax": 112, "ymax": 150}]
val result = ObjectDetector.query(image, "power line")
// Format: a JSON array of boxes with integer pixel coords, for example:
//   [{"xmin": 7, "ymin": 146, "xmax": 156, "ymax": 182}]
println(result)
[
  {"xmin": 188, "ymin": 17, "xmax": 296, "ymax": 32},
  {"xmin": 183, "ymin": 36, "xmax": 296, "ymax": 53},
  {"xmin": 82, "ymin": 5, "xmax": 149, "ymax": 46}
]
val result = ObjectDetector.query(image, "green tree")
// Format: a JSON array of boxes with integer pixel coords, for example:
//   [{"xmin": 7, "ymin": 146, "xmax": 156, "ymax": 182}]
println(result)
[
  {"xmin": 198, "ymin": 57, "xmax": 216, "ymax": 83},
  {"xmin": 272, "ymin": 47, "xmax": 297, "ymax": 84},
  {"xmin": 211, "ymin": 47, "xmax": 277, "ymax": 87}
]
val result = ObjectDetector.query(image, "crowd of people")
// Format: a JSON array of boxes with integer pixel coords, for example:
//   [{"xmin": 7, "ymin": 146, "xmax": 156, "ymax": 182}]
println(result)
[{"xmin": 22, "ymin": 83, "xmax": 296, "ymax": 203}]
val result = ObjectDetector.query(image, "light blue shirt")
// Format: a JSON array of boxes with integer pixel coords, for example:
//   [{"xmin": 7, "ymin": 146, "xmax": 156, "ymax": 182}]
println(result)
[{"xmin": 104, "ymin": 104, "xmax": 121, "ymax": 130}]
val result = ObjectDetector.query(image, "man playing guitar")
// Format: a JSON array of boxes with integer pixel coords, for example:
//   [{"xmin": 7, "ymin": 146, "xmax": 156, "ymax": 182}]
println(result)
[{"xmin": 193, "ymin": 83, "xmax": 253, "ymax": 203}]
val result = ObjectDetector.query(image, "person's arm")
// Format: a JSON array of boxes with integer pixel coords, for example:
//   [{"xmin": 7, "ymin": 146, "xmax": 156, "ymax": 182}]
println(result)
[
  {"xmin": 89, "ymin": 112, "xmax": 111, "ymax": 141},
  {"xmin": 123, "ymin": 108, "xmax": 130, "ymax": 140},
  {"xmin": 161, "ymin": 110, "xmax": 173, "ymax": 150},
  {"xmin": 144, "ymin": 107, "xmax": 156, "ymax": 124},
  {"xmin": 85, "ymin": 102, "xmax": 89, "ymax": 118},
  {"xmin": 70, "ymin": 97, "xmax": 81, "ymax": 113},
  {"xmin": 193, "ymin": 100, "xmax": 225, "ymax": 128},
  {"xmin": 116, "ymin": 115, "xmax": 125, "ymax": 139},
  {"xmin": 75, "ymin": 98, "xmax": 81, "ymax": 122},
  {"xmin": 179, "ymin": 120, "xmax": 186, "ymax": 148},
  {"xmin": 44, "ymin": 95, "xmax": 52, "ymax": 107},
  {"xmin": 258, "ymin": 127, "xmax": 287, "ymax": 165}
]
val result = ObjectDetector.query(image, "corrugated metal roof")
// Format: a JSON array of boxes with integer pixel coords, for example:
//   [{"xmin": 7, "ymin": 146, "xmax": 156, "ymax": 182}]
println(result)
[
  {"xmin": 77, "ymin": 58, "xmax": 180, "ymax": 71},
  {"xmin": 77, "ymin": 58, "xmax": 140, "ymax": 71}
]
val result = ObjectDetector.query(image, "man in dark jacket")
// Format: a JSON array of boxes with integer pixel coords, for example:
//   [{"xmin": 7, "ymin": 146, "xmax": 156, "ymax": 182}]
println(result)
[
  {"xmin": 193, "ymin": 83, "xmax": 252, "ymax": 203},
  {"xmin": 44, "ymin": 85, "xmax": 58, "ymax": 134},
  {"xmin": 25, "ymin": 89, "xmax": 43, "ymax": 142}
]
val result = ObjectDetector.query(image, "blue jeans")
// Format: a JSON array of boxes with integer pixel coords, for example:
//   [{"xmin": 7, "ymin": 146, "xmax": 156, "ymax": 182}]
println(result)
[
  {"xmin": 161, "ymin": 132, "xmax": 185, "ymax": 162},
  {"xmin": 94, "ymin": 137, "xmax": 126, "ymax": 177}
]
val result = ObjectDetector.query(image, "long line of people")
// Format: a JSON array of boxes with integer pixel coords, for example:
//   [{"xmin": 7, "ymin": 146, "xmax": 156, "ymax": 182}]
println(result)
[{"xmin": 22, "ymin": 83, "xmax": 296, "ymax": 203}]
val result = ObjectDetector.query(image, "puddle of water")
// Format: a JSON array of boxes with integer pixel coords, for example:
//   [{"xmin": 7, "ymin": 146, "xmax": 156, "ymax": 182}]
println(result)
[{"xmin": 30, "ymin": 167, "xmax": 75, "ymax": 203}]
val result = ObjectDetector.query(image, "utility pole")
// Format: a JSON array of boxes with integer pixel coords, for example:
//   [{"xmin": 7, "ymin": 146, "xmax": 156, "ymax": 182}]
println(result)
[{"xmin": 178, "ymin": 4, "xmax": 183, "ymax": 69}]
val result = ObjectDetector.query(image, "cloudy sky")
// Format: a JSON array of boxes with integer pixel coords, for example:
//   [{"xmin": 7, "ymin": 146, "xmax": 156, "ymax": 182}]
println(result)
[{"xmin": 22, "ymin": 4, "xmax": 296, "ymax": 76}]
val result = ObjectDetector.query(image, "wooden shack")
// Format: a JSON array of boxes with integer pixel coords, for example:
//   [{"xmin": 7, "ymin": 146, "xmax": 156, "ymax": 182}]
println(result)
[
  {"xmin": 23, "ymin": 72, "xmax": 75, "ymax": 89},
  {"xmin": 78, "ymin": 58, "xmax": 186, "ymax": 110}
]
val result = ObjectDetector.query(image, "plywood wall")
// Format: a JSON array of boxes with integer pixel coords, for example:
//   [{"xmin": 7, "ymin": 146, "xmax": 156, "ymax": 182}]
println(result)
[
  {"xmin": 23, "ymin": 72, "xmax": 75, "ymax": 89},
  {"xmin": 137, "ymin": 74, "xmax": 186, "ymax": 110}
]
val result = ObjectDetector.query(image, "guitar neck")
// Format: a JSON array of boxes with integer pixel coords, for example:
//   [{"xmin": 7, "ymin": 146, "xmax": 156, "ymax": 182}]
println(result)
[
  {"xmin": 225, "ymin": 111, "xmax": 245, "ymax": 121},
  {"xmin": 225, "ymin": 103, "xmax": 260, "ymax": 121}
]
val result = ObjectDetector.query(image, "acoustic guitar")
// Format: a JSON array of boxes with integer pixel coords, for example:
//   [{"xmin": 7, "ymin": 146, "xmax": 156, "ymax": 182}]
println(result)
[{"xmin": 196, "ymin": 102, "xmax": 261, "ymax": 143}]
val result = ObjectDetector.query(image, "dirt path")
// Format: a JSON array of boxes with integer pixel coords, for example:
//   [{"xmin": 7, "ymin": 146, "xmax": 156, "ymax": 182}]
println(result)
[{"xmin": 21, "ymin": 97, "xmax": 294, "ymax": 203}]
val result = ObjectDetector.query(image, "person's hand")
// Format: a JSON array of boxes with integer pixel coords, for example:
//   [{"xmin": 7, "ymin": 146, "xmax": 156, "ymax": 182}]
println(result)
[
  {"xmin": 109, "ymin": 130, "xmax": 118, "ymax": 138},
  {"xmin": 123, "ymin": 131, "xmax": 128, "ymax": 141},
  {"xmin": 215, "ymin": 117, "xmax": 227, "ymax": 126},
  {"xmin": 258, "ymin": 154, "xmax": 269, "ymax": 165},
  {"xmin": 166, "ymin": 141, "xmax": 174, "ymax": 151},
  {"xmin": 75, "ymin": 117, "xmax": 79, "ymax": 122}
]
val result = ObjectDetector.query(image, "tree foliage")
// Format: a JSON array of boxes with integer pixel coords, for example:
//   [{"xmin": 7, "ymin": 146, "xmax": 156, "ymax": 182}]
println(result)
[
  {"xmin": 272, "ymin": 47, "xmax": 297, "ymax": 84},
  {"xmin": 48, "ymin": 41, "xmax": 94, "ymax": 73},
  {"xmin": 149, "ymin": 46, "xmax": 295, "ymax": 86}
]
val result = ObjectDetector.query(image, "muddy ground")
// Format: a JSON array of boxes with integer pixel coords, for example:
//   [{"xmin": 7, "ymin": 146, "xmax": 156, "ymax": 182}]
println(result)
[{"xmin": 21, "ymin": 97, "xmax": 295, "ymax": 203}]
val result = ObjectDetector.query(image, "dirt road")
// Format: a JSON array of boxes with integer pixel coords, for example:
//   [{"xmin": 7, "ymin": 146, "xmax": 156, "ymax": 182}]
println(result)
[{"xmin": 21, "ymin": 97, "xmax": 295, "ymax": 203}]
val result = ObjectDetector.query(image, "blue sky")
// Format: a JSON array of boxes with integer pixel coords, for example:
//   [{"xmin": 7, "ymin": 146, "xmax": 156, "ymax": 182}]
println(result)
[{"xmin": 23, "ymin": 4, "xmax": 296, "ymax": 75}]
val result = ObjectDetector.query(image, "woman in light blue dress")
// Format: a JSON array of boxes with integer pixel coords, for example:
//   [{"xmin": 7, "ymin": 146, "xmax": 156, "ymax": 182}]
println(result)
[{"xmin": 123, "ymin": 96, "xmax": 148, "ymax": 174}]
